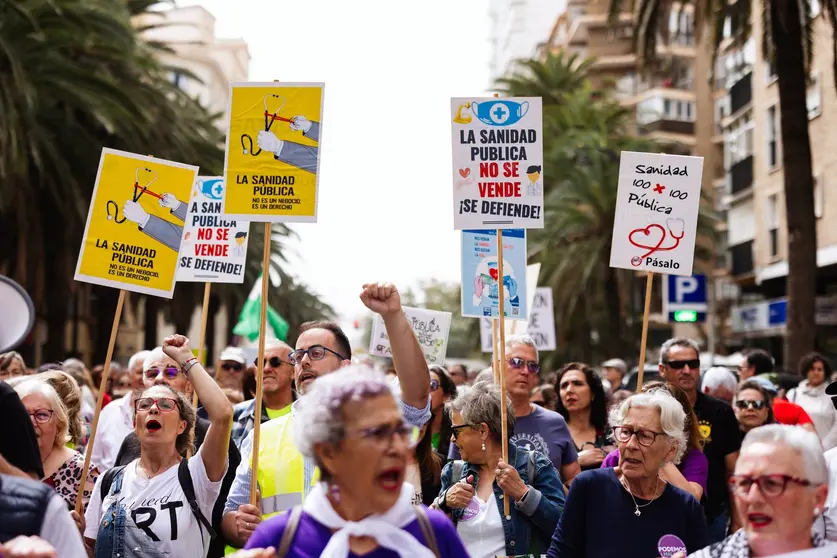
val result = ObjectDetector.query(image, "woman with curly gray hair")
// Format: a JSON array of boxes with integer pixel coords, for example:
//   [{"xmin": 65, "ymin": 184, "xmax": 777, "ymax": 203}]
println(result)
[{"xmin": 241, "ymin": 365, "xmax": 467, "ymax": 557}]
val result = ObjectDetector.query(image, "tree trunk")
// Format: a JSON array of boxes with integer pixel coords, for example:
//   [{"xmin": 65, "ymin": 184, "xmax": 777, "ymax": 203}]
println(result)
[
  {"xmin": 144, "ymin": 296, "xmax": 160, "ymax": 349},
  {"xmin": 604, "ymin": 264, "xmax": 624, "ymax": 357},
  {"xmin": 205, "ymin": 293, "xmax": 221, "ymax": 366},
  {"xmin": 772, "ymin": 0, "xmax": 818, "ymax": 370},
  {"xmin": 92, "ymin": 286, "xmax": 119, "ymax": 364}
]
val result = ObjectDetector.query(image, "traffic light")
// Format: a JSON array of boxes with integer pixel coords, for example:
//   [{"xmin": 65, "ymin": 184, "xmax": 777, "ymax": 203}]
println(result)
[{"xmin": 673, "ymin": 310, "xmax": 698, "ymax": 322}]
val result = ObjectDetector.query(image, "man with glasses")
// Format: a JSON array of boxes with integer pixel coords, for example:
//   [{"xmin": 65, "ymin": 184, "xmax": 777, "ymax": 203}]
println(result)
[
  {"xmin": 222, "ymin": 281, "xmax": 432, "ymax": 549},
  {"xmin": 447, "ymin": 363, "xmax": 468, "ymax": 386},
  {"xmin": 658, "ymin": 337, "xmax": 741, "ymax": 544},
  {"xmin": 448, "ymin": 334, "xmax": 581, "ymax": 487},
  {"xmin": 217, "ymin": 346, "xmax": 248, "ymax": 392},
  {"xmin": 229, "ymin": 340, "xmax": 295, "ymax": 449}
]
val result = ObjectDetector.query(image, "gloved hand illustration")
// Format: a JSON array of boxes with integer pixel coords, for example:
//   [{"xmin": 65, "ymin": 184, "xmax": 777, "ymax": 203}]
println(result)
[
  {"xmin": 257, "ymin": 130, "xmax": 284, "ymax": 156},
  {"xmin": 123, "ymin": 201, "xmax": 150, "ymax": 228},
  {"xmin": 159, "ymin": 193, "xmax": 181, "ymax": 211},
  {"xmin": 504, "ymin": 276, "xmax": 518, "ymax": 299},
  {"xmin": 473, "ymin": 275, "xmax": 485, "ymax": 306},
  {"xmin": 290, "ymin": 115, "xmax": 312, "ymax": 134}
]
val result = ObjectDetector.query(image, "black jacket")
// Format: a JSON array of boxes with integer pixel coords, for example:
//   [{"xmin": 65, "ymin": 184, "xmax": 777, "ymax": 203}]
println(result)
[{"xmin": 0, "ymin": 474, "xmax": 54, "ymax": 543}]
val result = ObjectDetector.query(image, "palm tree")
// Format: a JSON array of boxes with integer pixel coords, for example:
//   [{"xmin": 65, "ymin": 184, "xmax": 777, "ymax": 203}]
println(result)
[{"xmin": 607, "ymin": 0, "xmax": 823, "ymax": 367}]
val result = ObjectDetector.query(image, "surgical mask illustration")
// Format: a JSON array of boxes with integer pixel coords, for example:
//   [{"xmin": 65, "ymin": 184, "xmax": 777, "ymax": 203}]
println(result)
[
  {"xmin": 199, "ymin": 178, "xmax": 224, "ymax": 201},
  {"xmin": 470, "ymin": 100, "xmax": 529, "ymax": 126},
  {"xmin": 239, "ymin": 94, "xmax": 292, "ymax": 156},
  {"xmin": 106, "ymin": 167, "xmax": 160, "ymax": 224}
]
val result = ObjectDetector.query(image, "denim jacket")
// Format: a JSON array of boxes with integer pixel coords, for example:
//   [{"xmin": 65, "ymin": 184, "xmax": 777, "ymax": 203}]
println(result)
[{"xmin": 437, "ymin": 444, "xmax": 565, "ymax": 556}]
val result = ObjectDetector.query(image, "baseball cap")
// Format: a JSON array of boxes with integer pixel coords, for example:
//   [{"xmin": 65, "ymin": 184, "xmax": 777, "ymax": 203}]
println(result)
[
  {"xmin": 602, "ymin": 358, "xmax": 627, "ymax": 375},
  {"xmin": 219, "ymin": 346, "xmax": 246, "ymax": 365},
  {"xmin": 748, "ymin": 375, "xmax": 778, "ymax": 394}
]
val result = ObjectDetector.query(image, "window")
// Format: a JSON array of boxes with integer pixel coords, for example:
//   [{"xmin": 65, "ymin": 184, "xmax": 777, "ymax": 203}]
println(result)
[
  {"xmin": 766, "ymin": 193, "xmax": 780, "ymax": 258},
  {"xmin": 715, "ymin": 97, "xmax": 730, "ymax": 134},
  {"xmin": 637, "ymin": 97, "xmax": 696, "ymax": 125},
  {"xmin": 170, "ymin": 71, "xmax": 185, "ymax": 89},
  {"xmin": 813, "ymin": 0, "xmax": 821, "ymax": 16},
  {"xmin": 815, "ymin": 176, "xmax": 824, "ymax": 219},
  {"xmin": 724, "ymin": 110, "xmax": 754, "ymax": 168},
  {"xmin": 766, "ymin": 105, "xmax": 778, "ymax": 169},
  {"xmin": 808, "ymin": 74, "xmax": 822, "ymax": 119},
  {"xmin": 765, "ymin": 52, "xmax": 777, "ymax": 82}
]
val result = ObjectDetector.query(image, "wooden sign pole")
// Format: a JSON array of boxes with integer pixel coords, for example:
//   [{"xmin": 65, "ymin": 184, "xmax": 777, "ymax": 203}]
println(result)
[
  {"xmin": 74, "ymin": 289, "xmax": 126, "ymax": 514},
  {"xmin": 492, "ymin": 319, "xmax": 500, "ymax": 384},
  {"xmin": 635, "ymin": 272, "xmax": 654, "ymax": 391},
  {"xmin": 496, "ymin": 229, "xmax": 511, "ymax": 519},
  {"xmin": 249, "ymin": 222, "xmax": 272, "ymax": 505},
  {"xmin": 192, "ymin": 281, "xmax": 212, "ymax": 408}
]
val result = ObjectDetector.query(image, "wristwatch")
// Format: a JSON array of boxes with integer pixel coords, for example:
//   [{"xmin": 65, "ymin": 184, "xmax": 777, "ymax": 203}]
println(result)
[
  {"xmin": 514, "ymin": 486, "xmax": 532, "ymax": 508},
  {"xmin": 181, "ymin": 357, "xmax": 199, "ymax": 376}
]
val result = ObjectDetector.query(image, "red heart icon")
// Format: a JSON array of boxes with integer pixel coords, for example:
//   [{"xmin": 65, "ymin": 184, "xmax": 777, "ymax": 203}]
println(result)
[
  {"xmin": 458, "ymin": 168, "xmax": 471, "ymax": 178},
  {"xmin": 489, "ymin": 268, "xmax": 499, "ymax": 280},
  {"xmin": 628, "ymin": 224, "xmax": 667, "ymax": 252}
]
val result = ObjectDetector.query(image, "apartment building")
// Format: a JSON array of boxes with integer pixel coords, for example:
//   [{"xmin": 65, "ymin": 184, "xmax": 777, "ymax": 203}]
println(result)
[{"xmin": 720, "ymin": 7, "xmax": 837, "ymax": 361}]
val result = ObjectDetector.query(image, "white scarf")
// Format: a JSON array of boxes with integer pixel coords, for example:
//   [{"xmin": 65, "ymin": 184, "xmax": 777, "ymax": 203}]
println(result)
[{"xmin": 302, "ymin": 481, "xmax": 435, "ymax": 558}]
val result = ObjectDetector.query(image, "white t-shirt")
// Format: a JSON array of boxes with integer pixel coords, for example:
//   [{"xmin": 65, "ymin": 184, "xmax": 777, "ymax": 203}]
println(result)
[
  {"xmin": 41, "ymin": 493, "xmax": 87, "ymax": 558},
  {"xmin": 84, "ymin": 445, "xmax": 226, "ymax": 558},
  {"xmin": 405, "ymin": 463, "xmax": 423, "ymax": 506},
  {"xmin": 89, "ymin": 394, "xmax": 134, "ymax": 471},
  {"xmin": 455, "ymin": 493, "xmax": 507, "ymax": 558}
]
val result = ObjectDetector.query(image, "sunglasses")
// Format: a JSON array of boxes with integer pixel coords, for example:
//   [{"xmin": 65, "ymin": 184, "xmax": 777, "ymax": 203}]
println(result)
[
  {"xmin": 135, "ymin": 397, "xmax": 178, "ymax": 412},
  {"xmin": 665, "ymin": 359, "xmax": 700, "ymax": 370},
  {"xmin": 253, "ymin": 356, "xmax": 292, "ymax": 368},
  {"xmin": 221, "ymin": 362, "xmax": 243, "ymax": 372},
  {"xmin": 430, "ymin": 379, "xmax": 440, "ymax": 391},
  {"xmin": 451, "ymin": 423, "xmax": 477, "ymax": 439},
  {"xmin": 508, "ymin": 357, "xmax": 540, "ymax": 374},
  {"xmin": 735, "ymin": 399, "xmax": 766, "ymax": 410},
  {"xmin": 289, "ymin": 345, "xmax": 346, "ymax": 365},
  {"xmin": 144, "ymin": 367, "xmax": 180, "ymax": 379}
]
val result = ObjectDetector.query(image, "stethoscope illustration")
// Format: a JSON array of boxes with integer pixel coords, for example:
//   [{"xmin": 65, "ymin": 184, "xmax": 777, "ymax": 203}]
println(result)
[
  {"xmin": 628, "ymin": 218, "xmax": 685, "ymax": 265},
  {"xmin": 239, "ymin": 94, "xmax": 291, "ymax": 157},
  {"xmin": 106, "ymin": 167, "xmax": 160, "ymax": 224}
]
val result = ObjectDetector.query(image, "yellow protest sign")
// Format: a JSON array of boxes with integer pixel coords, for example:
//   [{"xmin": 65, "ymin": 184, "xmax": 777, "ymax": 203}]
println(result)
[
  {"xmin": 74, "ymin": 148, "xmax": 199, "ymax": 298},
  {"xmin": 223, "ymin": 82, "xmax": 324, "ymax": 223}
]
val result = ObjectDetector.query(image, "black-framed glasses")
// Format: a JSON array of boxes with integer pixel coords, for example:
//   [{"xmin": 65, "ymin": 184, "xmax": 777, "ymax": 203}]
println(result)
[
  {"xmin": 507, "ymin": 357, "xmax": 541, "ymax": 374},
  {"xmin": 729, "ymin": 474, "xmax": 812, "ymax": 497},
  {"xmin": 135, "ymin": 397, "xmax": 178, "ymax": 412},
  {"xmin": 29, "ymin": 409, "xmax": 54, "ymax": 424},
  {"xmin": 612, "ymin": 425, "xmax": 668, "ymax": 447},
  {"xmin": 144, "ymin": 366, "xmax": 179, "ymax": 379},
  {"xmin": 289, "ymin": 345, "xmax": 346, "ymax": 365},
  {"xmin": 664, "ymin": 359, "xmax": 700, "ymax": 370},
  {"xmin": 348, "ymin": 422, "xmax": 420, "ymax": 450},
  {"xmin": 221, "ymin": 362, "xmax": 243, "ymax": 372},
  {"xmin": 253, "ymin": 356, "xmax": 292, "ymax": 369},
  {"xmin": 735, "ymin": 399, "xmax": 767, "ymax": 411},
  {"xmin": 451, "ymin": 423, "xmax": 477, "ymax": 439},
  {"xmin": 430, "ymin": 379, "xmax": 440, "ymax": 391}
]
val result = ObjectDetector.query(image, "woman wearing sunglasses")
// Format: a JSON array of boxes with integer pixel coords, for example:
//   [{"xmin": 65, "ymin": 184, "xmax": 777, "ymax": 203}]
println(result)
[
  {"xmin": 240, "ymin": 365, "xmax": 468, "ymax": 557},
  {"xmin": 83, "ymin": 334, "xmax": 233, "ymax": 558},
  {"xmin": 734, "ymin": 382, "xmax": 775, "ymax": 436}
]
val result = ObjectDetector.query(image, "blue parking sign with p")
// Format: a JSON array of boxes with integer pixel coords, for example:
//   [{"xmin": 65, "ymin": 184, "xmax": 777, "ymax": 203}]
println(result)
[{"xmin": 665, "ymin": 274, "xmax": 707, "ymax": 323}]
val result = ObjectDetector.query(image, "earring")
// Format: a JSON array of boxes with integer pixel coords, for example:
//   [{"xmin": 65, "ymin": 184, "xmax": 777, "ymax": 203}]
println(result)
[
  {"xmin": 329, "ymin": 483, "xmax": 341, "ymax": 503},
  {"xmin": 481, "ymin": 442, "xmax": 486, "ymax": 451},
  {"xmin": 815, "ymin": 507, "xmax": 822, "ymax": 516}
]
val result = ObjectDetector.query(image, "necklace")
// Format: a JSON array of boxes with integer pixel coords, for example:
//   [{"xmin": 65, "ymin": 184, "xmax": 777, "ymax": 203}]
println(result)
[{"xmin": 620, "ymin": 476, "xmax": 662, "ymax": 516}]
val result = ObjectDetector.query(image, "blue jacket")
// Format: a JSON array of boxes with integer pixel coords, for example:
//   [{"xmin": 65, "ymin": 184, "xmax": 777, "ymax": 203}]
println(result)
[{"xmin": 437, "ymin": 444, "xmax": 565, "ymax": 556}]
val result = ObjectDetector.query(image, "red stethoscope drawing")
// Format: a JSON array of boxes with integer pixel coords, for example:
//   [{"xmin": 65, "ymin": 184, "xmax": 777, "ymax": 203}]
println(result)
[
  {"xmin": 106, "ymin": 167, "xmax": 160, "ymax": 224},
  {"xmin": 240, "ymin": 94, "xmax": 292, "ymax": 157},
  {"xmin": 628, "ymin": 218, "xmax": 685, "ymax": 266}
]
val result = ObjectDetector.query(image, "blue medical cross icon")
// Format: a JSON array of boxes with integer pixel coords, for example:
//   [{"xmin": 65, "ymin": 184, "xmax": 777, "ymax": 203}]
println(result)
[{"xmin": 493, "ymin": 105, "xmax": 507, "ymax": 121}]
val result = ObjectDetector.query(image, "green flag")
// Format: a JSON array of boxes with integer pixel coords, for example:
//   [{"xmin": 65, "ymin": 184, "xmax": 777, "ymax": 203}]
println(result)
[{"xmin": 233, "ymin": 274, "xmax": 289, "ymax": 342}]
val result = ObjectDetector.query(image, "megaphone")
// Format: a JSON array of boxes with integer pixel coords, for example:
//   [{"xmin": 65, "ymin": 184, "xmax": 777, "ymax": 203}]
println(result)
[{"xmin": 0, "ymin": 275, "xmax": 35, "ymax": 353}]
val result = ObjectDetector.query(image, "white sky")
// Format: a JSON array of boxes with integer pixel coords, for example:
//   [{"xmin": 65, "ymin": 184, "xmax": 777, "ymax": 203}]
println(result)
[{"xmin": 182, "ymin": 0, "xmax": 492, "ymax": 319}]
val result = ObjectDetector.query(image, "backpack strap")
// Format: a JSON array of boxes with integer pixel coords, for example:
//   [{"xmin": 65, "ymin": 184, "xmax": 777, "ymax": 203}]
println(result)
[
  {"xmin": 277, "ymin": 505, "xmax": 303, "ymax": 558},
  {"xmin": 413, "ymin": 505, "xmax": 440, "ymax": 558},
  {"xmin": 99, "ymin": 465, "xmax": 126, "ymax": 503},
  {"xmin": 178, "ymin": 459, "xmax": 217, "ymax": 540}
]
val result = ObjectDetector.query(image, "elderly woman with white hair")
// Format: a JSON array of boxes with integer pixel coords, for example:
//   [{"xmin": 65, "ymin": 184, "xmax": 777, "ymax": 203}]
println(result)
[
  {"xmin": 240, "ymin": 365, "xmax": 467, "ymax": 557},
  {"xmin": 687, "ymin": 424, "xmax": 835, "ymax": 557},
  {"xmin": 548, "ymin": 389, "xmax": 707, "ymax": 557},
  {"xmin": 13, "ymin": 378, "xmax": 100, "ymax": 511}
]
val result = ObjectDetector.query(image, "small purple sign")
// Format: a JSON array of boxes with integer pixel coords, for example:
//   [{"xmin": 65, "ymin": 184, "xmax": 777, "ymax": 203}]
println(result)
[
  {"xmin": 658, "ymin": 534, "xmax": 687, "ymax": 557},
  {"xmin": 460, "ymin": 498, "xmax": 480, "ymax": 521}
]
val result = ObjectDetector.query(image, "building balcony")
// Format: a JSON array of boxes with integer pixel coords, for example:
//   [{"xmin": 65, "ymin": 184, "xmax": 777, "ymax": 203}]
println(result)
[
  {"xmin": 638, "ymin": 119, "xmax": 695, "ymax": 135},
  {"xmin": 729, "ymin": 72, "xmax": 752, "ymax": 114},
  {"xmin": 729, "ymin": 155, "xmax": 754, "ymax": 194},
  {"xmin": 729, "ymin": 240, "xmax": 755, "ymax": 277}
]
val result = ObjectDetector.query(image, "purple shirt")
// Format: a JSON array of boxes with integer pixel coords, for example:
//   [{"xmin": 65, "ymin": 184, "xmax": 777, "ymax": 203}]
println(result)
[
  {"xmin": 245, "ymin": 507, "xmax": 468, "ymax": 557},
  {"xmin": 601, "ymin": 447, "xmax": 709, "ymax": 496}
]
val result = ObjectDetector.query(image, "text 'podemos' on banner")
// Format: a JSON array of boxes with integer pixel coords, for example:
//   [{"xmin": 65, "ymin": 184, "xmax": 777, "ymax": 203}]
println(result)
[
  {"xmin": 74, "ymin": 149, "xmax": 199, "ymax": 298},
  {"xmin": 176, "ymin": 177, "xmax": 250, "ymax": 283},
  {"xmin": 609, "ymin": 151, "xmax": 704, "ymax": 277},
  {"xmin": 461, "ymin": 229, "xmax": 528, "ymax": 320},
  {"xmin": 450, "ymin": 97, "xmax": 544, "ymax": 230},
  {"xmin": 223, "ymin": 82, "xmax": 325, "ymax": 223}
]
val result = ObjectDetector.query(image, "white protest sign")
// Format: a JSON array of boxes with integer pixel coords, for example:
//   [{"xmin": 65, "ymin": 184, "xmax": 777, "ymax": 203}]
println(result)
[
  {"xmin": 370, "ymin": 306, "xmax": 452, "ymax": 364},
  {"xmin": 480, "ymin": 287, "xmax": 556, "ymax": 352},
  {"xmin": 609, "ymin": 152, "xmax": 704, "ymax": 277},
  {"xmin": 451, "ymin": 97, "xmax": 544, "ymax": 229},
  {"xmin": 176, "ymin": 177, "xmax": 250, "ymax": 283}
]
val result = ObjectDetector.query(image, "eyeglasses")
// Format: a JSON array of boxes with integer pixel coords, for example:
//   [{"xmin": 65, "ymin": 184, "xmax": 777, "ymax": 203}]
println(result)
[
  {"xmin": 729, "ymin": 474, "xmax": 812, "ymax": 497},
  {"xmin": 612, "ymin": 425, "xmax": 668, "ymax": 447},
  {"xmin": 144, "ymin": 367, "xmax": 179, "ymax": 380},
  {"xmin": 507, "ymin": 357, "xmax": 541, "ymax": 374},
  {"xmin": 664, "ymin": 359, "xmax": 700, "ymax": 370},
  {"xmin": 29, "ymin": 409, "xmax": 54, "ymax": 424},
  {"xmin": 430, "ymin": 379, "xmax": 440, "ymax": 391},
  {"xmin": 289, "ymin": 345, "xmax": 346, "ymax": 365},
  {"xmin": 253, "ymin": 356, "xmax": 293, "ymax": 369},
  {"xmin": 735, "ymin": 399, "xmax": 767, "ymax": 411},
  {"xmin": 134, "ymin": 397, "xmax": 178, "ymax": 412},
  {"xmin": 221, "ymin": 362, "xmax": 243, "ymax": 372},
  {"xmin": 348, "ymin": 422, "xmax": 421, "ymax": 450},
  {"xmin": 451, "ymin": 423, "xmax": 477, "ymax": 439}
]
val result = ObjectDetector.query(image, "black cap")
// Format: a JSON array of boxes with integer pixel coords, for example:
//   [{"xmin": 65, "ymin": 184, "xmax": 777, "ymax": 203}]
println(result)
[
  {"xmin": 235, "ymin": 231, "xmax": 247, "ymax": 239},
  {"xmin": 526, "ymin": 165, "xmax": 541, "ymax": 174}
]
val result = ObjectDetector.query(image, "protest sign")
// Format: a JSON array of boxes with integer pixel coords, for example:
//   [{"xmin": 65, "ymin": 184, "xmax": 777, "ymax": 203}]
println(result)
[
  {"xmin": 176, "ymin": 177, "xmax": 250, "ymax": 283},
  {"xmin": 451, "ymin": 97, "xmax": 544, "ymax": 230},
  {"xmin": 609, "ymin": 151, "xmax": 704, "ymax": 276},
  {"xmin": 74, "ymin": 148, "xmax": 198, "ymax": 298},
  {"xmin": 223, "ymin": 82, "xmax": 325, "ymax": 223},
  {"xmin": 480, "ymin": 287, "xmax": 556, "ymax": 352},
  {"xmin": 370, "ymin": 306, "xmax": 452, "ymax": 364},
  {"xmin": 461, "ymin": 229, "xmax": 528, "ymax": 320}
]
